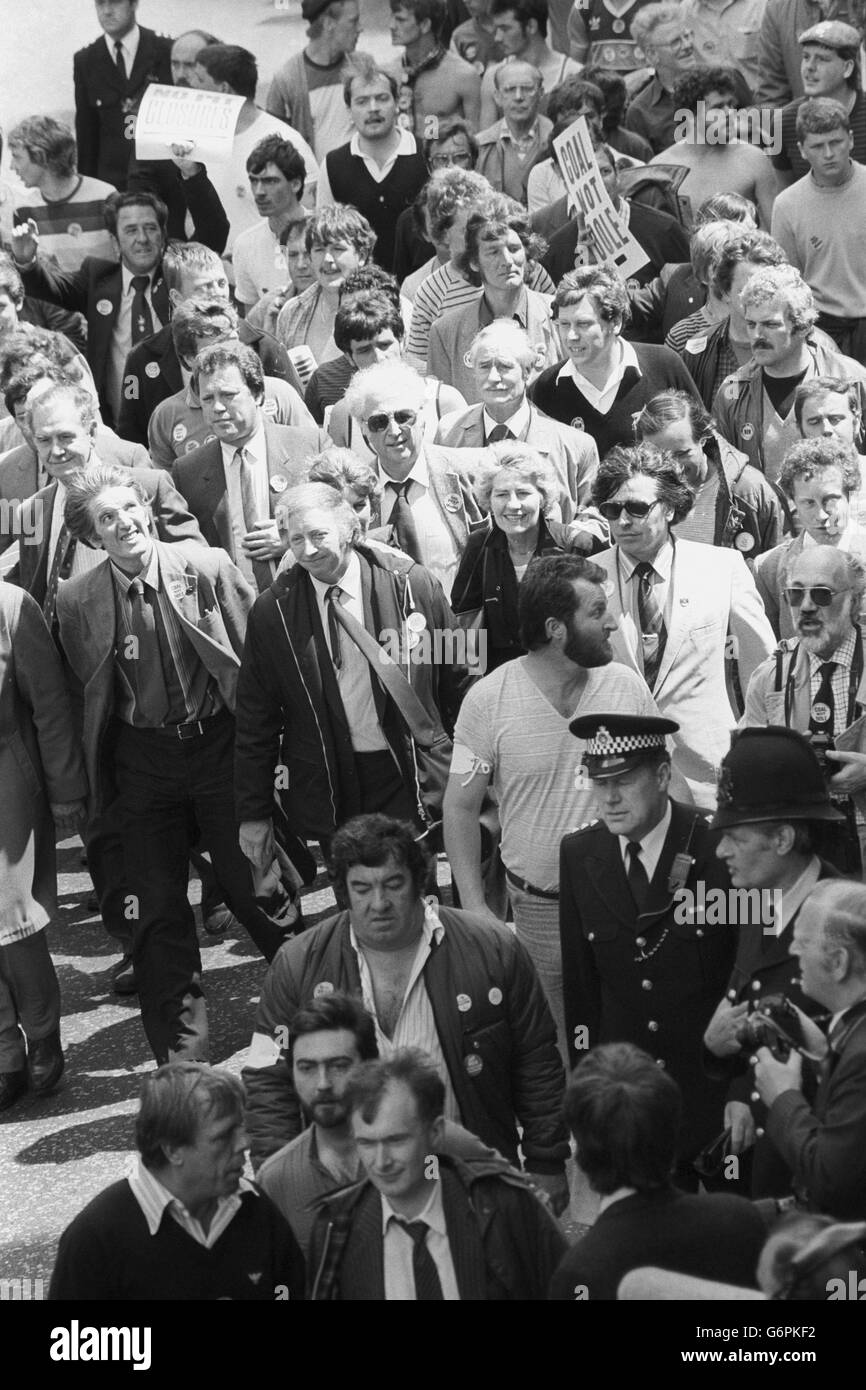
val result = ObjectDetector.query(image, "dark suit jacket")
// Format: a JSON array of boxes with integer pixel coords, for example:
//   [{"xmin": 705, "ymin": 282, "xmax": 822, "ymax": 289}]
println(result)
[
  {"xmin": 14, "ymin": 464, "xmax": 205, "ymax": 604},
  {"xmin": 548, "ymin": 1188, "xmax": 767, "ymax": 1301},
  {"xmin": 0, "ymin": 428, "xmax": 149, "ymax": 556},
  {"xmin": 56, "ymin": 540, "xmax": 255, "ymax": 819},
  {"xmin": 74, "ymin": 26, "xmax": 173, "ymax": 189},
  {"xmin": 172, "ymin": 420, "xmax": 330, "ymax": 592},
  {"xmin": 117, "ymin": 319, "xmax": 298, "ymax": 445},
  {"xmin": 369, "ymin": 443, "xmax": 488, "ymax": 559},
  {"xmin": 541, "ymin": 198, "xmax": 691, "ymax": 288},
  {"xmin": 766, "ymin": 999, "xmax": 866, "ymax": 1220},
  {"xmin": 18, "ymin": 257, "xmax": 171, "ymax": 428},
  {"xmin": 560, "ymin": 799, "xmax": 735, "ymax": 1158}
]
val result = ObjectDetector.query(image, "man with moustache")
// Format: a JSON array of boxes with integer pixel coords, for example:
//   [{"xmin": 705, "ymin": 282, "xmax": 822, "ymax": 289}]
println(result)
[
  {"xmin": 745, "ymin": 543, "xmax": 866, "ymax": 874},
  {"xmin": 443, "ymin": 553, "xmax": 661, "ymax": 1058},
  {"xmin": 702, "ymin": 727, "xmax": 843, "ymax": 1197}
]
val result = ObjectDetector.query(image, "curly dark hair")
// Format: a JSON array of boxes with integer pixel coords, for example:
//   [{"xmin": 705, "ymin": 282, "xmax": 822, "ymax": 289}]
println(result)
[
  {"xmin": 327, "ymin": 815, "xmax": 432, "ymax": 897},
  {"xmin": 591, "ymin": 444, "xmax": 696, "ymax": 526},
  {"xmin": 454, "ymin": 193, "xmax": 545, "ymax": 286}
]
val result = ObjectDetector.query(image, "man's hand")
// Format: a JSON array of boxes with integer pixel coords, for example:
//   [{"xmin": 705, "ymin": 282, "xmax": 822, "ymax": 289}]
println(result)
[
  {"xmin": 50, "ymin": 800, "xmax": 87, "ymax": 836},
  {"xmin": 753, "ymin": 1045, "xmax": 802, "ymax": 1107},
  {"xmin": 168, "ymin": 140, "xmax": 203, "ymax": 180},
  {"xmin": 724, "ymin": 1100, "xmax": 756, "ymax": 1155},
  {"xmin": 826, "ymin": 749, "xmax": 866, "ymax": 795},
  {"xmin": 527, "ymin": 1170, "xmax": 570, "ymax": 1217},
  {"xmin": 11, "ymin": 218, "xmax": 39, "ymax": 266},
  {"xmin": 239, "ymin": 818, "xmax": 275, "ymax": 870},
  {"xmin": 242, "ymin": 522, "xmax": 288, "ymax": 562},
  {"xmin": 703, "ymin": 996, "xmax": 750, "ymax": 1057}
]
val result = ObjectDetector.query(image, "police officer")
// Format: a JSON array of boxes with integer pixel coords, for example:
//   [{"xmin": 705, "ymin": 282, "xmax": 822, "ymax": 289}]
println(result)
[
  {"xmin": 559, "ymin": 713, "xmax": 735, "ymax": 1176},
  {"xmin": 703, "ymin": 726, "xmax": 843, "ymax": 1198}
]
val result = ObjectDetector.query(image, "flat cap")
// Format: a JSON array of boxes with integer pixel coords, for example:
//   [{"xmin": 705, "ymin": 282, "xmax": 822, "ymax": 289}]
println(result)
[{"xmin": 799, "ymin": 20, "xmax": 862, "ymax": 51}]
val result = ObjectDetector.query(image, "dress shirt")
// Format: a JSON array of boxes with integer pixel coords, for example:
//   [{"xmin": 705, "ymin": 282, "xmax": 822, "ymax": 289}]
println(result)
[
  {"xmin": 316, "ymin": 127, "xmax": 418, "ymax": 207},
  {"xmin": 108, "ymin": 263, "xmax": 164, "ymax": 424},
  {"xmin": 48, "ymin": 480, "xmax": 103, "ymax": 583},
  {"xmin": 381, "ymin": 1178, "xmax": 460, "ymax": 1300},
  {"xmin": 556, "ymin": 337, "xmax": 641, "ymax": 414},
  {"xmin": 616, "ymin": 537, "xmax": 675, "ymax": 648},
  {"xmin": 309, "ymin": 549, "xmax": 388, "ymax": 752},
  {"xmin": 127, "ymin": 1154, "xmax": 254, "ymax": 1251},
  {"xmin": 808, "ymin": 631, "xmax": 858, "ymax": 740},
  {"xmin": 103, "ymin": 24, "xmax": 140, "ymax": 72},
  {"xmin": 220, "ymin": 424, "xmax": 275, "ymax": 585},
  {"xmin": 481, "ymin": 397, "xmax": 531, "ymax": 442},
  {"xmin": 378, "ymin": 449, "xmax": 460, "ymax": 595},
  {"xmin": 350, "ymin": 901, "xmax": 460, "ymax": 1122},
  {"xmin": 618, "ymin": 797, "xmax": 672, "ymax": 884}
]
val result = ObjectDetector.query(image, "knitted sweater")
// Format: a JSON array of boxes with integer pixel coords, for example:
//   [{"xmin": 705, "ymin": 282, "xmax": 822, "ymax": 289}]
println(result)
[
  {"xmin": 529, "ymin": 345, "xmax": 700, "ymax": 459},
  {"xmin": 48, "ymin": 1180, "xmax": 305, "ymax": 1300}
]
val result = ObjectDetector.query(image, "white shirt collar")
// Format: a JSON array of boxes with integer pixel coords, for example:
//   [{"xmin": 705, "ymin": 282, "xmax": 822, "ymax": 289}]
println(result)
[
  {"xmin": 556, "ymin": 336, "xmax": 640, "ymax": 392},
  {"xmin": 378, "ymin": 449, "xmax": 430, "ymax": 493},
  {"xmin": 618, "ymin": 797, "xmax": 672, "ymax": 881},
  {"xmin": 110, "ymin": 545, "xmax": 159, "ymax": 594},
  {"xmin": 219, "ymin": 421, "xmax": 267, "ymax": 472},
  {"xmin": 349, "ymin": 899, "xmax": 445, "ymax": 959},
  {"xmin": 481, "ymin": 398, "xmax": 531, "ymax": 439},
  {"xmin": 121, "ymin": 262, "xmax": 156, "ymax": 294},
  {"xmin": 308, "ymin": 546, "xmax": 361, "ymax": 603},
  {"xmin": 126, "ymin": 1154, "xmax": 255, "ymax": 1238},
  {"xmin": 104, "ymin": 24, "xmax": 140, "ymax": 66},
  {"xmin": 350, "ymin": 127, "xmax": 417, "ymax": 160},
  {"xmin": 381, "ymin": 1171, "xmax": 447, "ymax": 1236},
  {"xmin": 618, "ymin": 537, "xmax": 675, "ymax": 583}
]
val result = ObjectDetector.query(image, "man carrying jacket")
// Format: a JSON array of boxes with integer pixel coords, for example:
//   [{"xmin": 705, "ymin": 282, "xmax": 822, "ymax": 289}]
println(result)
[{"xmin": 242, "ymin": 814, "xmax": 570, "ymax": 1213}]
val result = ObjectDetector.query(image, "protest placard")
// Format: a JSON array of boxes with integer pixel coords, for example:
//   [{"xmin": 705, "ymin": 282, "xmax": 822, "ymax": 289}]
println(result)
[
  {"xmin": 552, "ymin": 116, "xmax": 649, "ymax": 280},
  {"xmin": 135, "ymin": 86, "xmax": 245, "ymax": 163}
]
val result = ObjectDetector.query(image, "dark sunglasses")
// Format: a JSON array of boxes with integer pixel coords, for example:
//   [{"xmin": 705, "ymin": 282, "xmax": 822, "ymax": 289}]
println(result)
[
  {"xmin": 365, "ymin": 409, "xmax": 418, "ymax": 433},
  {"xmin": 598, "ymin": 499, "xmax": 662, "ymax": 521},
  {"xmin": 785, "ymin": 586, "xmax": 850, "ymax": 607}
]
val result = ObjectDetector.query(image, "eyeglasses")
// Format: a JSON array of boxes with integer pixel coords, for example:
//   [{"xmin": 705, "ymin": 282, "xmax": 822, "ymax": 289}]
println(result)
[
  {"xmin": 429, "ymin": 152, "xmax": 473, "ymax": 169},
  {"xmin": 598, "ymin": 499, "xmax": 662, "ymax": 521},
  {"xmin": 365, "ymin": 409, "xmax": 418, "ymax": 433},
  {"xmin": 785, "ymin": 586, "xmax": 850, "ymax": 607}
]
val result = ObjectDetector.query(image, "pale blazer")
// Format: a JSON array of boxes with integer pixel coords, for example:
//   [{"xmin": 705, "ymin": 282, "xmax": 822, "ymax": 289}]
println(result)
[{"xmin": 591, "ymin": 538, "xmax": 776, "ymax": 808}]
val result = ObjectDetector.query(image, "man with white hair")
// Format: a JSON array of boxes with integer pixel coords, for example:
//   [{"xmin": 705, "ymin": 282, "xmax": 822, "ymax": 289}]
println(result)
[
  {"xmin": 343, "ymin": 359, "xmax": 488, "ymax": 597},
  {"xmin": 713, "ymin": 264, "xmax": 866, "ymax": 484},
  {"xmin": 754, "ymin": 879, "xmax": 866, "ymax": 1219},
  {"xmin": 436, "ymin": 318, "xmax": 602, "ymax": 535},
  {"xmin": 234, "ymin": 483, "xmax": 470, "ymax": 869}
]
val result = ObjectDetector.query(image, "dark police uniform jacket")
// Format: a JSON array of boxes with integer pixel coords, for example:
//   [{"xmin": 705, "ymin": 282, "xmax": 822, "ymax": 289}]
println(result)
[{"xmin": 560, "ymin": 798, "xmax": 734, "ymax": 1159}]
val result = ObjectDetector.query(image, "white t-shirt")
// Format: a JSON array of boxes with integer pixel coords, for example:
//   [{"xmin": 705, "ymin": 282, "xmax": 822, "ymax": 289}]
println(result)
[
  {"xmin": 232, "ymin": 220, "xmax": 288, "ymax": 308},
  {"xmin": 208, "ymin": 112, "xmax": 319, "ymax": 253},
  {"xmin": 452, "ymin": 657, "xmax": 657, "ymax": 889}
]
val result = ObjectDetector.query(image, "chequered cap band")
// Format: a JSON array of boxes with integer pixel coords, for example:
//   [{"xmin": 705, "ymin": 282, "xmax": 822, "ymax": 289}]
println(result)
[{"xmin": 583, "ymin": 726, "xmax": 667, "ymax": 756}]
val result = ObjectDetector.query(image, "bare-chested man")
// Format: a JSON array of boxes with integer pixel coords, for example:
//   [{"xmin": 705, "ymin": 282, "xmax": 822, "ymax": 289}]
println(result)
[
  {"xmin": 390, "ymin": 0, "xmax": 481, "ymax": 137},
  {"xmin": 652, "ymin": 66, "xmax": 781, "ymax": 228}
]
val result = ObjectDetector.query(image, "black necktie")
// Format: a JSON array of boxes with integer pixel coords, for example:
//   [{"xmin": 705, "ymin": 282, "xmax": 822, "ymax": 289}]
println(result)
[
  {"xmin": 487, "ymin": 423, "xmax": 513, "ymax": 443},
  {"xmin": 809, "ymin": 661, "xmax": 836, "ymax": 736},
  {"xmin": 626, "ymin": 841, "xmax": 650, "ymax": 914},
  {"xmin": 325, "ymin": 585, "xmax": 342, "ymax": 670},
  {"xmin": 43, "ymin": 523, "xmax": 76, "ymax": 631},
  {"xmin": 401, "ymin": 1220, "xmax": 444, "ymax": 1301},
  {"xmin": 634, "ymin": 561, "xmax": 667, "ymax": 691},
  {"xmin": 386, "ymin": 480, "xmax": 422, "ymax": 563},
  {"xmin": 131, "ymin": 275, "xmax": 154, "ymax": 345},
  {"xmin": 127, "ymin": 577, "xmax": 169, "ymax": 725},
  {"xmin": 114, "ymin": 39, "xmax": 127, "ymax": 79}
]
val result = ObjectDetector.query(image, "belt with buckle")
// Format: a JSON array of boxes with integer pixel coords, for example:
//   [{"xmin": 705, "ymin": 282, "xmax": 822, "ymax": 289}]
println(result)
[
  {"xmin": 130, "ymin": 709, "xmax": 230, "ymax": 740},
  {"xmin": 504, "ymin": 866, "xmax": 559, "ymax": 901}
]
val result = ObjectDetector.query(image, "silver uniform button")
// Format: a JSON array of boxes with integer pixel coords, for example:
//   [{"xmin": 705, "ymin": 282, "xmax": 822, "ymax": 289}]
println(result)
[
  {"xmin": 642, "ymin": 979, "xmax": 653, "ymax": 991},
  {"xmin": 648, "ymin": 1021, "xmax": 659, "ymax": 1033}
]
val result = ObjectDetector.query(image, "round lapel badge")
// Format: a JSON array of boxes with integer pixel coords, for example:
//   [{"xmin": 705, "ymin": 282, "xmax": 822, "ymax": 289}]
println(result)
[
  {"xmin": 735, "ymin": 532, "xmax": 755, "ymax": 552},
  {"xmin": 465, "ymin": 1053, "xmax": 483, "ymax": 1076},
  {"xmin": 96, "ymin": 298, "xmax": 113, "ymax": 316},
  {"xmin": 68, "ymin": 222, "xmax": 83, "ymax": 239},
  {"xmin": 444, "ymin": 493, "xmax": 462, "ymax": 513},
  {"xmin": 406, "ymin": 612, "xmax": 426, "ymax": 632},
  {"xmin": 488, "ymin": 987, "xmax": 502, "ymax": 1006},
  {"xmin": 270, "ymin": 474, "xmax": 289, "ymax": 493},
  {"xmin": 741, "ymin": 424, "xmax": 755, "ymax": 441},
  {"xmin": 172, "ymin": 423, "xmax": 187, "ymax": 443},
  {"xmin": 456, "ymin": 993, "xmax": 472, "ymax": 1012},
  {"xmin": 570, "ymin": 417, "xmax": 584, "ymax": 431},
  {"xmin": 313, "ymin": 981, "xmax": 335, "ymax": 998},
  {"xmin": 145, "ymin": 361, "xmax": 161, "ymax": 379},
  {"xmin": 811, "ymin": 702, "xmax": 832, "ymax": 724},
  {"xmin": 168, "ymin": 579, "xmax": 186, "ymax": 602}
]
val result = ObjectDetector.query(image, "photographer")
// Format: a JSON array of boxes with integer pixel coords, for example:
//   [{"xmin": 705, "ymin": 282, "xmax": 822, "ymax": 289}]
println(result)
[
  {"xmin": 702, "ymin": 728, "xmax": 843, "ymax": 1199},
  {"xmin": 744, "ymin": 542, "xmax": 866, "ymax": 875},
  {"xmin": 755, "ymin": 880, "xmax": 866, "ymax": 1220}
]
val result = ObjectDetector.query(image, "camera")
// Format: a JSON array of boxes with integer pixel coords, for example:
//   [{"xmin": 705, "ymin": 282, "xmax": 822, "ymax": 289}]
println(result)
[
  {"xmin": 806, "ymin": 730, "xmax": 836, "ymax": 779},
  {"xmin": 740, "ymin": 994, "xmax": 816, "ymax": 1062}
]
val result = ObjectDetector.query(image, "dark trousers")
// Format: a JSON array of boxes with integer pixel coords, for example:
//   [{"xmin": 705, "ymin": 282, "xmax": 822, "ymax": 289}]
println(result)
[
  {"xmin": 816, "ymin": 312, "xmax": 866, "ymax": 367},
  {"xmin": 110, "ymin": 712, "xmax": 287, "ymax": 1065},
  {"xmin": 0, "ymin": 933, "xmax": 61, "ymax": 1071}
]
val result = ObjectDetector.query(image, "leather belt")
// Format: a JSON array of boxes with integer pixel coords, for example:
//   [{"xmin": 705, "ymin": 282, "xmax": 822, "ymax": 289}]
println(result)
[
  {"xmin": 504, "ymin": 866, "xmax": 559, "ymax": 901},
  {"xmin": 125, "ymin": 708, "xmax": 230, "ymax": 740}
]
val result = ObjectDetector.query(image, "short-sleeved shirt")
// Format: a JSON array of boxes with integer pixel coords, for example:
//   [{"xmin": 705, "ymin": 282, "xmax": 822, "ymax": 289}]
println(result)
[
  {"xmin": 452, "ymin": 657, "xmax": 657, "ymax": 889},
  {"xmin": 232, "ymin": 220, "xmax": 288, "ymax": 308},
  {"xmin": 15, "ymin": 175, "xmax": 117, "ymax": 269}
]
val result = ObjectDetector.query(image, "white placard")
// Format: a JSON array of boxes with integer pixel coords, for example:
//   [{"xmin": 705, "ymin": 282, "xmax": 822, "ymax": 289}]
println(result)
[
  {"xmin": 552, "ymin": 116, "xmax": 649, "ymax": 281},
  {"xmin": 134, "ymin": 85, "xmax": 245, "ymax": 163}
]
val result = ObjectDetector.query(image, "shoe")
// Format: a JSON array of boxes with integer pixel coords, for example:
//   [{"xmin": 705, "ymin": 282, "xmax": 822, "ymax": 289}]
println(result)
[
  {"xmin": 85, "ymin": 891, "xmax": 99, "ymax": 912},
  {"xmin": 27, "ymin": 1032, "xmax": 64, "ymax": 1095},
  {"xmin": 112, "ymin": 954, "xmax": 138, "ymax": 995},
  {"xmin": 0, "ymin": 1069, "xmax": 28, "ymax": 1113},
  {"xmin": 202, "ymin": 904, "xmax": 239, "ymax": 936}
]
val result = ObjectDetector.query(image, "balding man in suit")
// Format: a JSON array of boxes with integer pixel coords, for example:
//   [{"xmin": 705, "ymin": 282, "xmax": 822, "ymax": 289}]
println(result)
[{"xmin": 172, "ymin": 342, "xmax": 328, "ymax": 593}]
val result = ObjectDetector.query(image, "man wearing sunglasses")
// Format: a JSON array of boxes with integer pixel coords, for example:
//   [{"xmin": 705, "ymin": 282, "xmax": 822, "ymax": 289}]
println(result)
[
  {"xmin": 590, "ymin": 443, "xmax": 775, "ymax": 810},
  {"xmin": 754, "ymin": 438, "xmax": 866, "ymax": 640},
  {"xmin": 744, "ymin": 543, "xmax": 866, "ymax": 874},
  {"xmin": 343, "ymin": 359, "xmax": 487, "ymax": 599}
]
